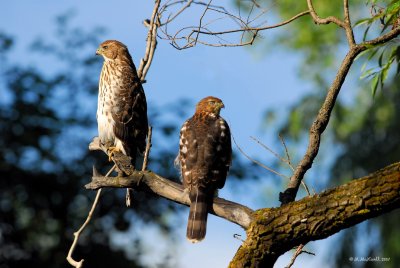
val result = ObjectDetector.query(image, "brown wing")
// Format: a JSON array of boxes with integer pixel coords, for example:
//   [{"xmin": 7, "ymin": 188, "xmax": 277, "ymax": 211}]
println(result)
[
  {"xmin": 111, "ymin": 64, "xmax": 148, "ymax": 159},
  {"xmin": 211, "ymin": 117, "xmax": 232, "ymax": 189},
  {"xmin": 180, "ymin": 115, "xmax": 231, "ymax": 191}
]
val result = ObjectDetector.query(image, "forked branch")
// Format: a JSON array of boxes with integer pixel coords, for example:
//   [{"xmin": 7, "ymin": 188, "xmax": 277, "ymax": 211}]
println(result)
[
  {"xmin": 280, "ymin": 3, "xmax": 400, "ymax": 205},
  {"xmin": 87, "ymin": 137, "xmax": 254, "ymax": 229}
]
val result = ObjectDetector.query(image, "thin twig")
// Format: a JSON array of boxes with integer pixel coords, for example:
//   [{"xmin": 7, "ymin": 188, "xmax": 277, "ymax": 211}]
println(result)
[
  {"xmin": 285, "ymin": 244, "xmax": 315, "ymax": 268},
  {"xmin": 279, "ymin": 134, "xmax": 293, "ymax": 170},
  {"xmin": 66, "ymin": 165, "xmax": 116, "ymax": 268},
  {"xmin": 232, "ymin": 135, "xmax": 289, "ymax": 179},
  {"xmin": 141, "ymin": 126, "xmax": 153, "ymax": 171},
  {"xmin": 191, "ymin": 10, "xmax": 310, "ymax": 36},
  {"xmin": 250, "ymin": 136, "xmax": 292, "ymax": 170},
  {"xmin": 250, "ymin": 135, "xmax": 311, "ymax": 195},
  {"xmin": 159, "ymin": 0, "xmax": 309, "ymax": 49},
  {"xmin": 160, "ymin": 0, "xmax": 193, "ymax": 26},
  {"xmin": 194, "ymin": 0, "xmax": 213, "ymax": 47}
]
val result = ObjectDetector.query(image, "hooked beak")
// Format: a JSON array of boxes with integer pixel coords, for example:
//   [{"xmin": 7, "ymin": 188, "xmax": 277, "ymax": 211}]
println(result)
[{"xmin": 95, "ymin": 48, "xmax": 101, "ymax": 56}]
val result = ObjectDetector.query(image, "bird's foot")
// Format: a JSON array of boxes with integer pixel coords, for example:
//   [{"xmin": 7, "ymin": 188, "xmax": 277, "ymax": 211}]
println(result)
[{"xmin": 107, "ymin": 146, "xmax": 121, "ymax": 161}]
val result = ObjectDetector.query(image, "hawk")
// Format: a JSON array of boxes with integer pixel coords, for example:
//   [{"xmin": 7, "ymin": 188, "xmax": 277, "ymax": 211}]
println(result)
[
  {"xmin": 177, "ymin": 96, "xmax": 232, "ymax": 242},
  {"xmin": 96, "ymin": 40, "xmax": 148, "ymax": 207}
]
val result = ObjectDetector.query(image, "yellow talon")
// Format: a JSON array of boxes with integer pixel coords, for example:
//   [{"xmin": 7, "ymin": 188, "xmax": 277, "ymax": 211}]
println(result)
[{"xmin": 107, "ymin": 146, "xmax": 120, "ymax": 161}]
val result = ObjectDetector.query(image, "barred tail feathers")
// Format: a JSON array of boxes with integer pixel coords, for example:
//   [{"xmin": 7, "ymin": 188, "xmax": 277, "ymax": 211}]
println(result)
[{"xmin": 187, "ymin": 188, "xmax": 209, "ymax": 243}]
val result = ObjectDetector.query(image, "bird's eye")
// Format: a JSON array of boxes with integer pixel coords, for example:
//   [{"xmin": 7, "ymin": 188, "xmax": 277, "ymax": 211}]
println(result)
[
  {"xmin": 209, "ymin": 101, "xmax": 215, "ymax": 105},
  {"xmin": 103, "ymin": 45, "xmax": 108, "ymax": 49}
]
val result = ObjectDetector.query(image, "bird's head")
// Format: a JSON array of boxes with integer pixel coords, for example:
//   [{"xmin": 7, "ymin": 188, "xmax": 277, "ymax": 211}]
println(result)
[
  {"xmin": 96, "ymin": 40, "xmax": 129, "ymax": 61},
  {"xmin": 195, "ymin": 96, "xmax": 225, "ymax": 116}
]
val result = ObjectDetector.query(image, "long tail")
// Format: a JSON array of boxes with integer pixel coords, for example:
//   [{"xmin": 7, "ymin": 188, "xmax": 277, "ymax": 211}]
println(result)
[{"xmin": 187, "ymin": 188, "xmax": 209, "ymax": 243}]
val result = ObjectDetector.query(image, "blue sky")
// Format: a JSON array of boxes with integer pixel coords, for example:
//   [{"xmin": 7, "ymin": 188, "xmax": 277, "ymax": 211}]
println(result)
[{"xmin": 2, "ymin": 1, "xmax": 338, "ymax": 267}]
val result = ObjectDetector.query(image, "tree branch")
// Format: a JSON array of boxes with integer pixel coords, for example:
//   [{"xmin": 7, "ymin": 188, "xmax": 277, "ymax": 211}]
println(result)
[
  {"xmin": 138, "ymin": 0, "xmax": 160, "ymax": 82},
  {"xmin": 307, "ymin": 0, "xmax": 345, "ymax": 27},
  {"xmin": 85, "ymin": 167, "xmax": 254, "ymax": 229},
  {"xmin": 230, "ymin": 162, "xmax": 400, "ymax": 267},
  {"xmin": 280, "ymin": 24, "xmax": 400, "ymax": 205}
]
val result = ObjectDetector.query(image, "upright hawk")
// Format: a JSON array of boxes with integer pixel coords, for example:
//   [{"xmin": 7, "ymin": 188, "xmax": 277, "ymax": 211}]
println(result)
[
  {"xmin": 96, "ymin": 40, "xmax": 148, "ymax": 207},
  {"xmin": 177, "ymin": 96, "xmax": 232, "ymax": 242}
]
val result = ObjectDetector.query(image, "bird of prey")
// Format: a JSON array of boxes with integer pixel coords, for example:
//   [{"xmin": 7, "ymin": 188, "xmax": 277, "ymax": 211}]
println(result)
[
  {"xmin": 177, "ymin": 96, "xmax": 232, "ymax": 242},
  {"xmin": 96, "ymin": 40, "xmax": 148, "ymax": 207}
]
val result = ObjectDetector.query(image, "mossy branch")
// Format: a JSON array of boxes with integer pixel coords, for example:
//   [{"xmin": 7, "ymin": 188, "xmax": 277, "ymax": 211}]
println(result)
[{"xmin": 230, "ymin": 162, "xmax": 400, "ymax": 267}]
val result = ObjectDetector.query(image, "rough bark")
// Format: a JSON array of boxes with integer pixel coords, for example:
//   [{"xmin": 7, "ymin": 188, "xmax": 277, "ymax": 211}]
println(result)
[
  {"xmin": 229, "ymin": 162, "xmax": 400, "ymax": 267},
  {"xmin": 88, "ymin": 138, "xmax": 400, "ymax": 267}
]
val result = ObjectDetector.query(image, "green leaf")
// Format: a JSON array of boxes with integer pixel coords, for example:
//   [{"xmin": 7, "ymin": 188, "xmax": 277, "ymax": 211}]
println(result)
[
  {"xmin": 353, "ymin": 17, "xmax": 374, "ymax": 27},
  {"xmin": 360, "ymin": 68, "xmax": 377, "ymax": 79},
  {"xmin": 371, "ymin": 74, "xmax": 380, "ymax": 97},
  {"xmin": 387, "ymin": 1, "xmax": 400, "ymax": 14},
  {"xmin": 378, "ymin": 51, "xmax": 385, "ymax": 67}
]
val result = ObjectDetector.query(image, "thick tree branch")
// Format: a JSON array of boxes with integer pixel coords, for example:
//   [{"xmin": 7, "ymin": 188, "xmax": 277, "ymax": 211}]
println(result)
[
  {"xmin": 231, "ymin": 162, "xmax": 400, "ymax": 267},
  {"xmin": 85, "ymin": 168, "xmax": 253, "ymax": 229}
]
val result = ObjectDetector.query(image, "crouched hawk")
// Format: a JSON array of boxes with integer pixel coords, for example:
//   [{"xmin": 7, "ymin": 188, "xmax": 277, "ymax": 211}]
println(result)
[
  {"xmin": 177, "ymin": 96, "xmax": 232, "ymax": 242},
  {"xmin": 96, "ymin": 40, "xmax": 148, "ymax": 207}
]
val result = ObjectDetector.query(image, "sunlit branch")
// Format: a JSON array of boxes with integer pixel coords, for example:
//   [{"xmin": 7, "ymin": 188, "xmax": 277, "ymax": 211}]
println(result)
[
  {"xmin": 138, "ymin": 0, "xmax": 161, "ymax": 82},
  {"xmin": 88, "ymin": 136, "xmax": 254, "ymax": 229},
  {"xmin": 306, "ymin": 0, "xmax": 345, "ymax": 27}
]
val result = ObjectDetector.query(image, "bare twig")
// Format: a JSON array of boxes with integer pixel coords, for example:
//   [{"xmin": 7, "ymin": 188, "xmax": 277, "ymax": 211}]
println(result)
[
  {"xmin": 159, "ymin": 0, "xmax": 310, "ymax": 50},
  {"xmin": 285, "ymin": 244, "xmax": 315, "ymax": 268},
  {"xmin": 250, "ymin": 136, "xmax": 292, "ymax": 170},
  {"xmin": 191, "ymin": 10, "xmax": 310, "ymax": 36},
  {"xmin": 125, "ymin": 126, "xmax": 153, "ymax": 207},
  {"xmin": 138, "ymin": 0, "xmax": 161, "ymax": 81},
  {"xmin": 232, "ymin": 135, "xmax": 289, "ymax": 179},
  {"xmin": 193, "ymin": 0, "xmax": 213, "ymax": 47},
  {"xmin": 250, "ymin": 135, "xmax": 311, "ymax": 195},
  {"xmin": 141, "ymin": 126, "xmax": 153, "ymax": 171},
  {"xmin": 279, "ymin": 134, "xmax": 293, "ymax": 170},
  {"xmin": 66, "ymin": 165, "xmax": 116, "ymax": 268},
  {"xmin": 233, "ymin": 234, "xmax": 245, "ymax": 242},
  {"xmin": 160, "ymin": 0, "xmax": 194, "ymax": 26}
]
